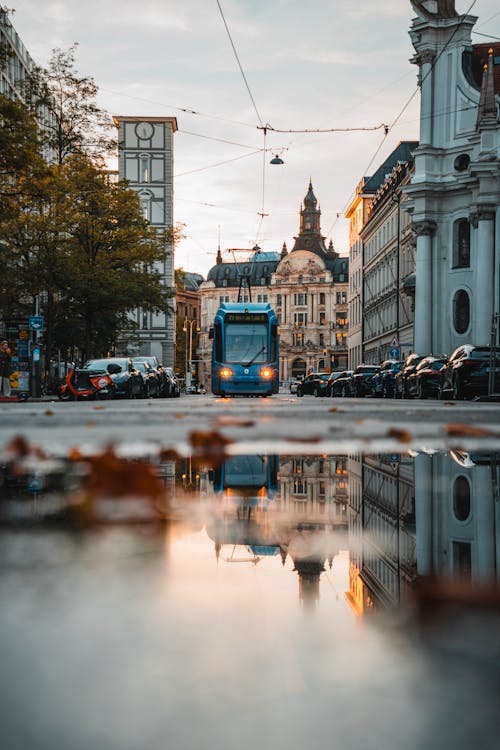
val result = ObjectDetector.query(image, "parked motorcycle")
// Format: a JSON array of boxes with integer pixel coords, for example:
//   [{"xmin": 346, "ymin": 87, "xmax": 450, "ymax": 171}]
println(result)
[{"xmin": 57, "ymin": 366, "xmax": 116, "ymax": 401}]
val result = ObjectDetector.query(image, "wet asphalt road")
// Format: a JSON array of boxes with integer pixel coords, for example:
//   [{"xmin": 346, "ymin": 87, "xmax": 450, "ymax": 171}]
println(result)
[{"xmin": 2, "ymin": 391, "xmax": 500, "ymax": 455}]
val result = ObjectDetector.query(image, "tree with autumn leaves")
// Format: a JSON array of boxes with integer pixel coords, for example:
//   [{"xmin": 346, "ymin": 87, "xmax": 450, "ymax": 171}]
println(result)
[{"xmin": 0, "ymin": 44, "xmax": 180, "ymax": 361}]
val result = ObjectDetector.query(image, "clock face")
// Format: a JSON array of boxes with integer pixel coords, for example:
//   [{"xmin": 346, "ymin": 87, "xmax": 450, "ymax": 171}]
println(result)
[{"xmin": 135, "ymin": 122, "xmax": 154, "ymax": 140}]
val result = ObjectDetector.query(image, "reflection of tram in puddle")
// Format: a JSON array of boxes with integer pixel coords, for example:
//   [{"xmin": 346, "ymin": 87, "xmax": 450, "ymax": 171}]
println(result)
[
  {"xmin": 208, "ymin": 455, "xmax": 280, "ymax": 563},
  {"xmin": 207, "ymin": 454, "xmax": 347, "ymax": 606}
]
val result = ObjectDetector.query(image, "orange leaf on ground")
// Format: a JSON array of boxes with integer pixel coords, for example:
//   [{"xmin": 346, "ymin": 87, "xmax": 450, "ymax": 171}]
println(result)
[
  {"xmin": 387, "ymin": 427, "xmax": 412, "ymax": 443},
  {"xmin": 445, "ymin": 423, "xmax": 495, "ymax": 437}
]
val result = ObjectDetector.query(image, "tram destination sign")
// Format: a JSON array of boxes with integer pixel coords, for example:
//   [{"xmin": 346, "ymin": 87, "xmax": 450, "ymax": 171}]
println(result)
[{"xmin": 225, "ymin": 313, "xmax": 268, "ymax": 323}]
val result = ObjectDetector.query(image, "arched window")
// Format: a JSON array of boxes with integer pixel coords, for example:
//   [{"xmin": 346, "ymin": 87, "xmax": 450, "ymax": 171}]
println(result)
[
  {"xmin": 453, "ymin": 289, "xmax": 470, "ymax": 334},
  {"xmin": 139, "ymin": 154, "xmax": 150, "ymax": 183},
  {"xmin": 138, "ymin": 189, "xmax": 154, "ymax": 221},
  {"xmin": 453, "ymin": 219, "xmax": 470, "ymax": 268},
  {"xmin": 453, "ymin": 476, "xmax": 471, "ymax": 521}
]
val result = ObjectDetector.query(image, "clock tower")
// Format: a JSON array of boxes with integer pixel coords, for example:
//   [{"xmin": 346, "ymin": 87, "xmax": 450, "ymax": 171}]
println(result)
[{"xmin": 114, "ymin": 116, "xmax": 178, "ymax": 366}]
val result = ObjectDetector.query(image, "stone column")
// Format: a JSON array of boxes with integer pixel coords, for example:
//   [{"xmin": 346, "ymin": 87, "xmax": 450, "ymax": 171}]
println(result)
[
  {"xmin": 474, "ymin": 467, "xmax": 495, "ymax": 586},
  {"xmin": 415, "ymin": 454, "xmax": 433, "ymax": 576},
  {"xmin": 413, "ymin": 220, "xmax": 436, "ymax": 354},
  {"xmin": 419, "ymin": 50, "xmax": 435, "ymax": 146},
  {"xmin": 475, "ymin": 206, "xmax": 496, "ymax": 345}
]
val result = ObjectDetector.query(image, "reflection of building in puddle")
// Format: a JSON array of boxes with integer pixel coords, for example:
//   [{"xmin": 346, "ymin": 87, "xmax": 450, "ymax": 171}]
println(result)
[
  {"xmin": 347, "ymin": 452, "xmax": 500, "ymax": 615},
  {"xmin": 206, "ymin": 455, "xmax": 348, "ymax": 607}
]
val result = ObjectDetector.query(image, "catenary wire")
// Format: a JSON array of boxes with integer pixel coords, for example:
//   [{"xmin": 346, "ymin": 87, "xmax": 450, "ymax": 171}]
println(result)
[
  {"xmin": 325, "ymin": 0, "xmax": 479, "ymax": 240},
  {"xmin": 215, "ymin": 0, "xmax": 264, "ymax": 128}
]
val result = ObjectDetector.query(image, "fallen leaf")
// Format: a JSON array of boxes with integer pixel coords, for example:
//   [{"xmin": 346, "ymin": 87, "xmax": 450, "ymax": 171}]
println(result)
[
  {"xmin": 93, "ymin": 405, "xmax": 105, "ymax": 411},
  {"xmin": 328, "ymin": 407, "xmax": 342, "ymax": 413},
  {"xmin": 213, "ymin": 417, "xmax": 255, "ymax": 428},
  {"xmin": 158, "ymin": 448, "xmax": 182, "ymax": 462},
  {"xmin": 84, "ymin": 446, "xmax": 165, "ymax": 501},
  {"xmin": 175, "ymin": 413, "xmax": 186, "ymax": 419},
  {"xmin": 189, "ymin": 430, "xmax": 232, "ymax": 466},
  {"xmin": 44, "ymin": 409, "xmax": 54, "ymax": 416},
  {"xmin": 387, "ymin": 427, "xmax": 412, "ymax": 443},
  {"xmin": 68, "ymin": 447, "xmax": 83, "ymax": 461},
  {"xmin": 85, "ymin": 421, "xmax": 95, "ymax": 428},
  {"xmin": 445, "ymin": 423, "xmax": 495, "ymax": 437},
  {"xmin": 5, "ymin": 435, "xmax": 30, "ymax": 458}
]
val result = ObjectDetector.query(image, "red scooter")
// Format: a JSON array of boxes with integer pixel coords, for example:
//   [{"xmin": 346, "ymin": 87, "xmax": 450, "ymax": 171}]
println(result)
[{"xmin": 58, "ymin": 367, "xmax": 116, "ymax": 401}]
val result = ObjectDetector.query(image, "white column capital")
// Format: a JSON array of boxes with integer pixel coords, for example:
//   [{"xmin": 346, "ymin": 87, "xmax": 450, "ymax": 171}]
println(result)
[
  {"xmin": 413, "ymin": 220, "xmax": 437, "ymax": 237},
  {"xmin": 477, "ymin": 205, "xmax": 496, "ymax": 222}
]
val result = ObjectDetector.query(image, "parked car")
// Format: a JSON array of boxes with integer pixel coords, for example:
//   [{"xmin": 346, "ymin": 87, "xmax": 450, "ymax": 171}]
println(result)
[
  {"xmin": 133, "ymin": 359, "xmax": 160, "ymax": 398},
  {"xmin": 324, "ymin": 371, "xmax": 345, "ymax": 397},
  {"xmin": 330, "ymin": 370, "xmax": 354, "ymax": 397},
  {"xmin": 164, "ymin": 367, "xmax": 181, "ymax": 397},
  {"xmin": 407, "ymin": 356, "xmax": 447, "ymax": 399},
  {"xmin": 296, "ymin": 372, "xmax": 330, "ymax": 397},
  {"xmin": 439, "ymin": 345, "xmax": 500, "ymax": 400},
  {"xmin": 349, "ymin": 364, "xmax": 381, "ymax": 397},
  {"xmin": 394, "ymin": 353, "xmax": 425, "ymax": 398},
  {"xmin": 81, "ymin": 358, "xmax": 143, "ymax": 399},
  {"xmin": 132, "ymin": 356, "xmax": 171, "ymax": 398},
  {"xmin": 371, "ymin": 360, "xmax": 404, "ymax": 399}
]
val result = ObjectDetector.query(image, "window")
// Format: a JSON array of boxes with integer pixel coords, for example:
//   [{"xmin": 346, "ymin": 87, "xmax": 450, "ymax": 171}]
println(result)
[
  {"xmin": 453, "ymin": 541, "xmax": 471, "ymax": 579},
  {"xmin": 453, "ymin": 219, "xmax": 470, "ymax": 268},
  {"xmin": 294, "ymin": 293, "xmax": 308, "ymax": 306},
  {"xmin": 453, "ymin": 289, "xmax": 470, "ymax": 334},
  {"xmin": 319, "ymin": 312, "xmax": 326, "ymax": 325},
  {"xmin": 319, "ymin": 292, "xmax": 325, "ymax": 305},
  {"xmin": 319, "ymin": 333, "xmax": 325, "ymax": 346},
  {"xmin": 336, "ymin": 291, "xmax": 347, "ymax": 305},
  {"xmin": 294, "ymin": 312, "xmax": 308, "ymax": 324},
  {"xmin": 140, "ymin": 155, "xmax": 150, "ymax": 183},
  {"xmin": 453, "ymin": 476, "xmax": 471, "ymax": 521},
  {"xmin": 276, "ymin": 294, "xmax": 282, "ymax": 306}
]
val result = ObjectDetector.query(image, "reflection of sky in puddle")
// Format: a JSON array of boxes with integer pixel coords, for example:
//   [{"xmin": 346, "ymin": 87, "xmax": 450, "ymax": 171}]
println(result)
[{"xmin": 1, "ymin": 450, "xmax": 500, "ymax": 749}]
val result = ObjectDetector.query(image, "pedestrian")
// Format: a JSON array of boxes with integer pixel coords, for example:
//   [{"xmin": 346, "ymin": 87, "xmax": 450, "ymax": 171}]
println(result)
[{"xmin": 0, "ymin": 340, "xmax": 12, "ymax": 397}]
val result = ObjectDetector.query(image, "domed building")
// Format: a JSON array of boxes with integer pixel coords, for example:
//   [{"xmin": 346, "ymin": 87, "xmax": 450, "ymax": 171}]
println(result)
[{"xmin": 197, "ymin": 182, "xmax": 349, "ymax": 386}]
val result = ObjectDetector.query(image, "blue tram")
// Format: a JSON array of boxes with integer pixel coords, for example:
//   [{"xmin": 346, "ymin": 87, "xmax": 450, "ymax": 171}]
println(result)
[{"xmin": 210, "ymin": 303, "xmax": 279, "ymax": 396}]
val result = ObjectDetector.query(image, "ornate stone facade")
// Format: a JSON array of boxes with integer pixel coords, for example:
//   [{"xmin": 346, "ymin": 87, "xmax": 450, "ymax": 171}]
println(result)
[
  {"xmin": 405, "ymin": 6, "xmax": 500, "ymax": 354},
  {"xmin": 197, "ymin": 183, "xmax": 349, "ymax": 386}
]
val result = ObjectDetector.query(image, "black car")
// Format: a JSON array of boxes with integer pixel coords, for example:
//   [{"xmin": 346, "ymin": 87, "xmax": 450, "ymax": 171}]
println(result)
[
  {"xmin": 133, "ymin": 359, "xmax": 160, "ymax": 398},
  {"xmin": 324, "ymin": 371, "xmax": 345, "ymax": 397},
  {"xmin": 372, "ymin": 360, "xmax": 404, "ymax": 399},
  {"xmin": 349, "ymin": 365, "xmax": 381, "ymax": 397},
  {"xmin": 296, "ymin": 372, "xmax": 330, "ymax": 397},
  {"xmin": 439, "ymin": 345, "xmax": 500, "ymax": 400},
  {"xmin": 132, "ymin": 356, "xmax": 171, "ymax": 398},
  {"xmin": 330, "ymin": 370, "xmax": 354, "ymax": 397},
  {"xmin": 394, "ymin": 353, "xmax": 425, "ymax": 398},
  {"xmin": 164, "ymin": 367, "xmax": 181, "ymax": 397},
  {"xmin": 82, "ymin": 358, "xmax": 143, "ymax": 398},
  {"xmin": 407, "ymin": 356, "xmax": 447, "ymax": 399}
]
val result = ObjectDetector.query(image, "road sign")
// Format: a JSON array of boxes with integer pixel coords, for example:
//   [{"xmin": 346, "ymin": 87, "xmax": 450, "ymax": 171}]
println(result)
[
  {"xmin": 29, "ymin": 315, "xmax": 45, "ymax": 331},
  {"xmin": 32, "ymin": 346, "xmax": 41, "ymax": 362},
  {"xmin": 389, "ymin": 347, "xmax": 400, "ymax": 359},
  {"xmin": 390, "ymin": 336, "xmax": 399, "ymax": 347}
]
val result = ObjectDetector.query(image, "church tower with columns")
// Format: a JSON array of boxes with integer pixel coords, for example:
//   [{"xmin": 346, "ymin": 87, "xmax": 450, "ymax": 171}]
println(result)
[{"xmin": 405, "ymin": 1, "xmax": 500, "ymax": 354}]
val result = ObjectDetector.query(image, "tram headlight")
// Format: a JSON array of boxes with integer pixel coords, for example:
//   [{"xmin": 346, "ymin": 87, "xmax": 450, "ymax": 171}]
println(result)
[
  {"xmin": 220, "ymin": 367, "xmax": 233, "ymax": 378},
  {"xmin": 260, "ymin": 367, "xmax": 273, "ymax": 379}
]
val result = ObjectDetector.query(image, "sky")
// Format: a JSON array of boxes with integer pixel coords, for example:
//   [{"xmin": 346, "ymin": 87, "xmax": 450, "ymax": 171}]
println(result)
[{"xmin": 8, "ymin": 1, "xmax": 500, "ymax": 277}]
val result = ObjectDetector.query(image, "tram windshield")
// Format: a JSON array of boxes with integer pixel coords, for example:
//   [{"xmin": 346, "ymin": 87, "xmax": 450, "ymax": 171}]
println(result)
[{"xmin": 224, "ymin": 323, "xmax": 268, "ymax": 364}]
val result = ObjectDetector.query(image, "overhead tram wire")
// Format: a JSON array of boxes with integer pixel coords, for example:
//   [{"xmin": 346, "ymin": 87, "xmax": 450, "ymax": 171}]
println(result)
[
  {"xmin": 215, "ymin": 0, "xmax": 264, "ymax": 129},
  {"xmin": 174, "ymin": 149, "xmax": 262, "ymax": 178}
]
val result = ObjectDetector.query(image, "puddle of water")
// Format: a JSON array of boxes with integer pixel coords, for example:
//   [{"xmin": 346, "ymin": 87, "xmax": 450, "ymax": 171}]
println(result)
[{"xmin": 1, "ymin": 448, "xmax": 500, "ymax": 749}]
